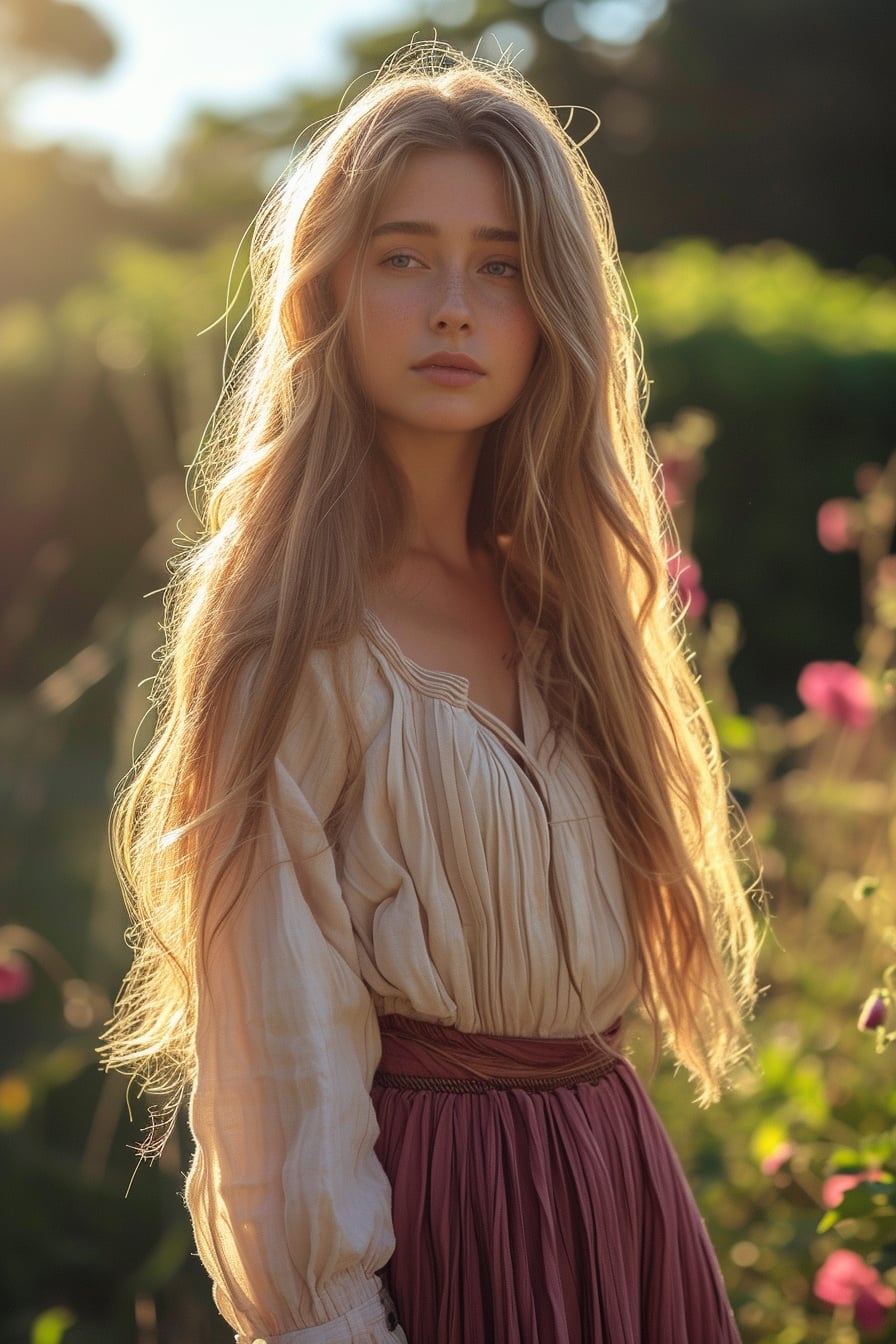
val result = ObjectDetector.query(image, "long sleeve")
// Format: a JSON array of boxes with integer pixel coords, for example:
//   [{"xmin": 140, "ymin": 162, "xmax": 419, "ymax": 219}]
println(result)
[
  {"xmin": 184, "ymin": 653, "xmax": 405, "ymax": 1344},
  {"xmin": 182, "ymin": 623, "xmax": 635, "ymax": 1340}
]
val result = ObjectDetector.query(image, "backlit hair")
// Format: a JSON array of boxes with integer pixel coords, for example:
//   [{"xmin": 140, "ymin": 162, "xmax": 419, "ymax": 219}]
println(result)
[{"xmin": 102, "ymin": 41, "xmax": 760, "ymax": 1147}]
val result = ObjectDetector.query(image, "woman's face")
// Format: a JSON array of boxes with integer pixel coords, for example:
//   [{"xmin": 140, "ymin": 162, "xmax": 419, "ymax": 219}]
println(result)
[{"xmin": 332, "ymin": 148, "xmax": 541, "ymax": 456}]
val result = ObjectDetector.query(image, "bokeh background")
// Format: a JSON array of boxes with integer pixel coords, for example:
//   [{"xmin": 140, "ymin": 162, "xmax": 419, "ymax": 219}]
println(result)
[{"xmin": 2, "ymin": 1, "xmax": 896, "ymax": 1340}]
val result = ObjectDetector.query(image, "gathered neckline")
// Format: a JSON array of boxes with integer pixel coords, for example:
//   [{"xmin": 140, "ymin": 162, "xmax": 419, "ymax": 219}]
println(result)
[
  {"xmin": 361, "ymin": 608, "xmax": 536, "ymax": 756},
  {"xmin": 362, "ymin": 610, "xmax": 471, "ymax": 703}
]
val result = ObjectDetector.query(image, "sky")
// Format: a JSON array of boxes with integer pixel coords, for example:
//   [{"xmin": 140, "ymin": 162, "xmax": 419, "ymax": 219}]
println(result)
[
  {"xmin": 11, "ymin": 0, "xmax": 661, "ymax": 187},
  {"xmin": 12, "ymin": 0, "xmax": 430, "ymax": 185}
]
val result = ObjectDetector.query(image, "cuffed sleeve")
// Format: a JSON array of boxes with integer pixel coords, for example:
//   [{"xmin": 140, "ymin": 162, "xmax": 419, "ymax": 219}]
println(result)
[
  {"xmin": 184, "ymin": 652, "xmax": 399, "ymax": 1343},
  {"xmin": 181, "ymin": 621, "xmax": 636, "ymax": 1341},
  {"xmin": 234, "ymin": 1286, "xmax": 407, "ymax": 1342}
]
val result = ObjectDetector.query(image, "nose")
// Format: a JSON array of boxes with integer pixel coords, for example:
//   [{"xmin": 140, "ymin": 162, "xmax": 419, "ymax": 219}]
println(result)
[{"xmin": 430, "ymin": 266, "xmax": 473, "ymax": 332}]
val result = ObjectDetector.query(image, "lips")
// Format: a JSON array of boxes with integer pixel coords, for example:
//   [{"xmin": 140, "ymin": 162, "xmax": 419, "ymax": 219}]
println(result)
[{"xmin": 412, "ymin": 352, "xmax": 485, "ymax": 374}]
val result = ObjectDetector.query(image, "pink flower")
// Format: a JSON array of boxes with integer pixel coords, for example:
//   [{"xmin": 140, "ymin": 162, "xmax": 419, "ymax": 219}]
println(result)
[
  {"xmin": 822, "ymin": 1168, "xmax": 885, "ymax": 1209},
  {"xmin": 761, "ymin": 1141, "xmax": 794, "ymax": 1175},
  {"xmin": 858, "ymin": 992, "xmax": 888, "ymax": 1031},
  {"xmin": 667, "ymin": 549, "xmax": 707, "ymax": 619},
  {"xmin": 817, "ymin": 498, "xmax": 859, "ymax": 552},
  {"xmin": 0, "ymin": 952, "xmax": 32, "ymax": 1002},
  {"xmin": 796, "ymin": 661, "xmax": 876, "ymax": 730},
  {"xmin": 815, "ymin": 1250, "xmax": 896, "ymax": 1332}
]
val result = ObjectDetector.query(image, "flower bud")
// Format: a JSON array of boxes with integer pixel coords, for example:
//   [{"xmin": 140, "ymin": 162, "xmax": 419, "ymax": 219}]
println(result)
[
  {"xmin": 858, "ymin": 992, "xmax": 888, "ymax": 1032},
  {"xmin": 0, "ymin": 952, "xmax": 32, "ymax": 1003},
  {"xmin": 816, "ymin": 498, "xmax": 860, "ymax": 552}
]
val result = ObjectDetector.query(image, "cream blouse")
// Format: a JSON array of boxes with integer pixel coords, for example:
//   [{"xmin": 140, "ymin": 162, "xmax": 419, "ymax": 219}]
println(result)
[{"xmin": 185, "ymin": 613, "xmax": 636, "ymax": 1344}]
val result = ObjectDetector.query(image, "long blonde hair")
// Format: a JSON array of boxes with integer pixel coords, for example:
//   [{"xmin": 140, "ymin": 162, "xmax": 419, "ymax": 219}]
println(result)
[{"xmin": 102, "ymin": 42, "xmax": 759, "ymax": 1140}]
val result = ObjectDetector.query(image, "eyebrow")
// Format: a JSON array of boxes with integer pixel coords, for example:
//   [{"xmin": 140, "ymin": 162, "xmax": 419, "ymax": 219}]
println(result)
[{"xmin": 370, "ymin": 220, "xmax": 520, "ymax": 243}]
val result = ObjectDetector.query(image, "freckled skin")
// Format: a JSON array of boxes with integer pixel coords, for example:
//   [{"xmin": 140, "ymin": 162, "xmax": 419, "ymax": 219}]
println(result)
[{"xmin": 333, "ymin": 149, "xmax": 542, "ymax": 460}]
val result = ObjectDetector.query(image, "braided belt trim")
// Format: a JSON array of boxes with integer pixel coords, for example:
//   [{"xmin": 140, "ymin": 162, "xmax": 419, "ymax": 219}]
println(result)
[{"xmin": 373, "ymin": 1054, "xmax": 618, "ymax": 1094}]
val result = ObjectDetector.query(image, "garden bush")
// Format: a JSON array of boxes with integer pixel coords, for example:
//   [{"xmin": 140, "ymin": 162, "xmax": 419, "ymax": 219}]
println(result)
[{"xmin": 2, "ymin": 241, "xmax": 895, "ymax": 1341}]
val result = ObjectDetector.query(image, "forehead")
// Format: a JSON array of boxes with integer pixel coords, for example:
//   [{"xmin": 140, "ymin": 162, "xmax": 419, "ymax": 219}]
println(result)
[{"xmin": 373, "ymin": 148, "xmax": 516, "ymax": 229}]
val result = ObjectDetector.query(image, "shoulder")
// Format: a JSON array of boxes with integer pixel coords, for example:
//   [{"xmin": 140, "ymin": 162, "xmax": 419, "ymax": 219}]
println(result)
[{"xmin": 275, "ymin": 630, "xmax": 391, "ymax": 795}]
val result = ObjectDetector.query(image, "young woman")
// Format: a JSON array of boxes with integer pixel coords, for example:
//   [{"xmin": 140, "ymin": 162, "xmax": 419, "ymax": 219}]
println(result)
[{"xmin": 104, "ymin": 42, "xmax": 759, "ymax": 1344}]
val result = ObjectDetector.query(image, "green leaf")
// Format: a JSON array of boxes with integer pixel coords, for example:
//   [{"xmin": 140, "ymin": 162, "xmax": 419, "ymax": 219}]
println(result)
[
  {"xmin": 718, "ymin": 714, "xmax": 757, "ymax": 751},
  {"xmin": 749, "ymin": 1116, "xmax": 790, "ymax": 1165},
  {"xmin": 31, "ymin": 1309, "xmax": 76, "ymax": 1344},
  {"xmin": 817, "ymin": 1177, "xmax": 896, "ymax": 1232},
  {"xmin": 829, "ymin": 1147, "xmax": 863, "ymax": 1170}
]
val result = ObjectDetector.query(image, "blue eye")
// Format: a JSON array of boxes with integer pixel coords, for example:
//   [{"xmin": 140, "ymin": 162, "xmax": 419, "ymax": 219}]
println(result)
[
  {"xmin": 482, "ymin": 260, "xmax": 519, "ymax": 278},
  {"xmin": 384, "ymin": 253, "xmax": 417, "ymax": 269}
]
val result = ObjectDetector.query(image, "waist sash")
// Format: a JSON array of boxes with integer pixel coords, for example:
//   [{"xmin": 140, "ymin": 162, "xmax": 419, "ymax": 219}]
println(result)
[{"xmin": 374, "ymin": 1014, "xmax": 621, "ymax": 1094}]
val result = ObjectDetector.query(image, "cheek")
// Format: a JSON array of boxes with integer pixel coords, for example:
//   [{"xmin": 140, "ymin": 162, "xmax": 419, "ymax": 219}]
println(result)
[
  {"xmin": 365, "ymin": 285, "xmax": 418, "ymax": 334},
  {"xmin": 507, "ymin": 309, "xmax": 542, "ymax": 375},
  {"xmin": 343, "ymin": 303, "xmax": 398, "ymax": 402},
  {"xmin": 330, "ymin": 260, "xmax": 371, "ymax": 392},
  {"xmin": 346, "ymin": 285, "xmax": 395, "ymax": 368},
  {"xmin": 347, "ymin": 287, "xmax": 410, "ymax": 371},
  {"xmin": 487, "ymin": 290, "xmax": 541, "ymax": 362},
  {"xmin": 524, "ymin": 314, "xmax": 542, "ymax": 359}
]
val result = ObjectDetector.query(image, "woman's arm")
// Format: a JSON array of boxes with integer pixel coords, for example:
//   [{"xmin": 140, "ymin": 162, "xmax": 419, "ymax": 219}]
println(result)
[{"xmin": 185, "ymin": 656, "xmax": 406, "ymax": 1344}]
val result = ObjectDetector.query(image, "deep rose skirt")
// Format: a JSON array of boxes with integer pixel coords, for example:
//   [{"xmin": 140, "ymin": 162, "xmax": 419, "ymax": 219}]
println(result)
[{"xmin": 371, "ymin": 1014, "xmax": 741, "ymax": 1344}]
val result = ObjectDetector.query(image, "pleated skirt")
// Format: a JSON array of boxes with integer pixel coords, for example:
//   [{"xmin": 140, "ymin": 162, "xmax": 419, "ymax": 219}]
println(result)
[{"xmin": 371, "ymin": 1015, "xmax": 741, "ymax": 1344}]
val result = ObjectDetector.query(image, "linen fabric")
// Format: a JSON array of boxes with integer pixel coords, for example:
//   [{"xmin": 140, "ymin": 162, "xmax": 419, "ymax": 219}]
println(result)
[{"xmin": 184, "ymin": 612, "xmax": 712, "ymax": 1343}]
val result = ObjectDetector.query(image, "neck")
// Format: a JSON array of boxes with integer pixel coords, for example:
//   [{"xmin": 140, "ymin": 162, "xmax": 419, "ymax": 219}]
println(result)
[{"xmin": 383, "ymin": 425, "xmax": 485, "ymax": 570}]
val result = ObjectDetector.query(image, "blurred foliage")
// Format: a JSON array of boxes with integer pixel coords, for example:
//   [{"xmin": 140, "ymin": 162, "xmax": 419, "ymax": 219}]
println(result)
[
  {"xmin": 3, "ymin": 234, "xmax": 893, "ymax": 710},
  {"xmin": 338, "ymin": 0, "xmax": 896, "ymax": 267},
  {"xmin": 627, "ymin": 241, "xmax": 896, "ymax": 707},
  {"xmin": 635, "ymin": 424, "xmax": 896, "ymax": 1342},
  {"xmin": 2, "ymin": 0, "xmax": 895, "ymax": 307},
  {"xmin": 0, "ymin": 0, "xmax": 116, "ymax": 97},
  {"xmin": 1, "ymin": 0, "xmax": 893, "ymax": 704},
  {"xmin": 3, "ymin": 0, "xmax": 896, "ymax": 1340},
  {"xmin": 3, "ymin": 409, "xmax": 896, "ymax": 1342}
]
